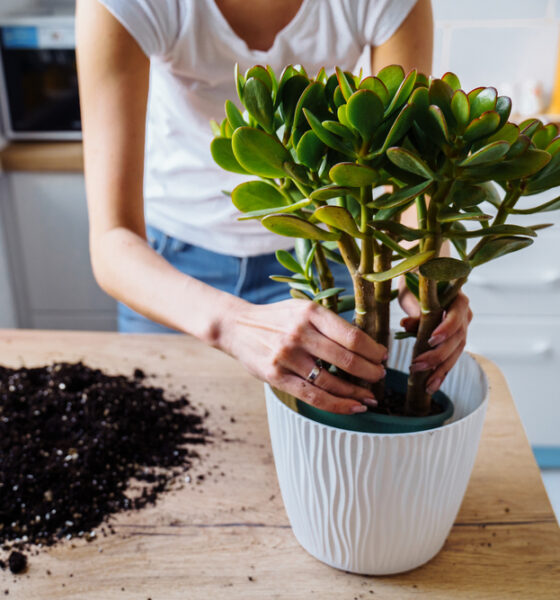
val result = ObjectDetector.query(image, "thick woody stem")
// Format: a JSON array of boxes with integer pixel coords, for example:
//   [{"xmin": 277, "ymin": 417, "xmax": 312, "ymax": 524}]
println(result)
[{"xmin": 405, "ymin": 182, "xmax": 451, "ymax": 416}]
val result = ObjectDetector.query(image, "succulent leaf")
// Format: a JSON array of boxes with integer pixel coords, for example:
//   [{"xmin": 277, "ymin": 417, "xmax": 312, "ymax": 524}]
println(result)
[
  {"xmin": 329, "ymin": 162, "xmax": 378, "ymax": 187},
  {"xmin": 262, "ymin": 214, "xmax": 341, "ymax": 241},
  {"xmin": 363, "ymin": 250, "xmax": 435, "ymax": 282},
  {"xmin": 419, "ymin": 257, "xmax": 471, "ymax": 281},
  {"xmin": 386, "ymin": 147, "xmax": 435, "ymax": 179},
  {"xmin": 232, "ymin": 127, "xmax": 291, "ymax": 178},
  {"xmin": 210, "ymin": 137, "xmax": 250, "ymax": 175},
  {"xmin": 469, "ymin": 236, "xmax": 534, "ymax": 267},
  {"xmin": 313, "ymin": 205, "xmax": 363, "ymax": 238}
]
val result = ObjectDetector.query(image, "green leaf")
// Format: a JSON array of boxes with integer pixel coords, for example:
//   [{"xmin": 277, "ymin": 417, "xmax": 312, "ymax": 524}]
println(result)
[
  {"xmin": 310, "ymin": 184, "xmax": 357, "ymax": 201},
  {"xmin": 322, "ymin": 245, "xmax": 346, "ymax": 265},
  {"xmin": 377, "ymin": 65, "xmax": 405, "ymax": 97},
  {"xmin": 276, "ymin": 249, "xmax": 304, "ymax": 275},
  {"xmin": 370, "ymin": 220, "xmax": 426, "ymax": 241},
  {"xmin": 237, "ymin": 197, "xmax": 311, "ymax": 220},
  {"xmin": 381, "ymin": 103, "xmax": 416, "ymax": 150},
  {"xmin": 464, "ymin": 148, "xmax": 551, "ymax": 181},
  {"xmin": 371, "ymin": 180, "xmax": 433, "ymax": 209},
  {"xmin": 231, "ymin": 180, "xmax": 289, "ymax": 212},
  {"xmin": 470, "ymin": 236, "xmax": 534, "ymax": 267},
  {"xmin": 533, "ymin": 123, "xmax": 559, "ymax": 150},
  {"xmin": 290, "ymin": 288, "xmax": 313, "ymax": 300},
  {"xmin": 335, "ymin": 67, "xmax": 354, "ymax": 101},
  {"xmin": 450, "ymin": 222, "xmax": 467, "ymax": 258},
  {"xmin": 346, "ymin": 90, "xmax": 385, "ymax": 141},
  {"xmin": 303, "ymin": 109, "xmax": 353, "ymax": 156},
  {"xmin": 429, "ymin": 79, "xmax": 455, "ymax": 129},
  {"xmin": 304, "ymin": 243, "xmax": 317, "ymax": 277},
  {"xmin": 232, "ymin": 127, "xmax": 291, "ymax": 178},
  {"xmin": 486, "ymin": 122, "xmax": 519, "ymax": 146},
  {"xmin": 313, "ymin": 287, "xmax": 346, "ymax": 301},
  {"xmin": 449, "ymin": 181, "xmax": 500, "ymax": 209},
  {"xmin": 210, "ymin": 137, "xmax": 250, "ymax": 175},
  {"xmin": 495, "ymin": 96, "xmax": 512, "ymax": 128},
  {"xmin": 292, "ymin": 81, "xmax": 329, "ymax": 141},
  {"xmin": 337, "ymin": 295, "xmax": 355, "ymax": 312},
  {"xmin": 336, "ymin": 104, "xmax": 352, "ymax": 129},
  {"xmin": 296, "ymin": 130, "xmax": 325, "ymax": 170},
  {"xmin": 520, "ymin": 118, "xmax": 543, "ymax": 138},
  {"xmin": 262, "ymin": 214, "xmax": 341, "ymax": 241},
  {"xmin": 447, "ymin": 224, "xmax": 537, "ymax": 239},
  {"xmin": 386, "ymin": 147, "xmax": 435, "ymax": 179},
  {"xmin": 245, "ymin": 65, "xmax": 273, "ymax": 91},
  {"xmin": 294, "ymin": 238, "xmax": 312, "ymax": 266},
  {"xmin": 451, "ymin": 90, "xmax": 470, "ymax": 131},
  {"xmin": 363, "ymin": 250, "xmax": 435, "ymax": 282},
  {"xmin": 510, "ymin": 194, "xmax": 560, "ymax": 214},
  {"xmin": 384, "ymin": 69, "xmax": 417, "ymax": 116},
  {"xmin": 394, "ymin": 331, "xmax": 416, "ymax": 340},
  {"xmin": 243, "ymin": 77, "xmax": 274, "ymax": 132},
  {"xmin": 278, "ymin": 74, "xmax": 309, "ymax": 131},
  {"xmin": 322, "ymin": 120, "xmax": 356, "ymax": 143},
  {"xmin": 525, "ymin": 151, "xmax": 560, "ymax": 192},
  {"xmin": 225, "ymin": 100, "xmax": 247, "ymax": 130},
  {"xmin": 439, "ymin": 208, "xmax": 491, "ymax": 222},
  {"xmin": 428, "ymin": 105, "xmax": 450, "ymax": 142},
  {"xmin": 270, "ymin": 275, "xmax": 315, "ymax": 294},
  {"xmin": 442, "ymin": 72, "xmax": 461, "ymax": 91},
  {"xmin": 457, "ymin": 141, "xmax": 510, "ymax": 167},
  {"xmin": 469, "ymin": 87, "xmax": 497, "ymax": 120},
  {"xmin": 313, "ymin": 205, "xmax": 363, "ymax": 238},
  {"xmin": 234, "ymin": 62, "xmax": 244, "ymax": 102},
  {"xmin": 359, "ymin": 76, "xmax": 389, "ymax": 105},
  {"xmin": 329, "ymin": 162, "xmax": 378, "ymax": 187},
  {"xmin": 506, "ymin": 134, "xmax": 531, "ymax": 159},
  {"xmin": 220, "ymin": 117, "xmax": 233, "ymax": 138},
  {"xmin": 462, "ymin": 111, "xmax": 500, "ymax": 142},
  {"xmin": 419, "ymin": 257, "xmax": 471, "ymax": 281}
]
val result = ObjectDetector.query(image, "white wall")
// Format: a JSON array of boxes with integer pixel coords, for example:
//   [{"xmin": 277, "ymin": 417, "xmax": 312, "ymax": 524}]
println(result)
[{"xmin": 432, "ymin": 0, "xmax": 559, "ymax": 111}]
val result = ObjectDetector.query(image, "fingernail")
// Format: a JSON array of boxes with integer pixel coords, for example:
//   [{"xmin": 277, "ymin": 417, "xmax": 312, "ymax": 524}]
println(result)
[
  {"xmin": 410, "ymin": 362, "xmax": 428, "ymax": 372},
  {"xmin": 383, "ymin": 352, "xmax": 389, "ymax": 361},
  {"xmin": 362, "ymin": 397, "xmax": 377, "ymax": 407},
  {"xmin": 426, "ymin": 378, "xmax": 442, "ymax": 394},
  {"xmin": 351, "ymin": 404, "xmax": 368, "ymax": 413},
  {"xmin": 428, "ymin": 334, "xmax": 445, "ymax": 347}
]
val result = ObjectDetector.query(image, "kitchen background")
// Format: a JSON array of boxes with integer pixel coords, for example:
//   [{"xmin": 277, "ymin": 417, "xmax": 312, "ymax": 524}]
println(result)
[{"xmin": 0, "ymin": 0, "xmax": 558, "ymax": 517}]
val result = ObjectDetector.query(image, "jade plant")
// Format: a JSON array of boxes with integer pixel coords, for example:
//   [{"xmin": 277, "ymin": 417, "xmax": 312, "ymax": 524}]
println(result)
[{"xmin": 210, "ymin": 64, "xmax": 560, "ymax": 417}]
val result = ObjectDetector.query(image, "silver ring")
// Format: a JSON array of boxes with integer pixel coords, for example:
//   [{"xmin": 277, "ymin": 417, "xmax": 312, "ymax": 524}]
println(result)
[{"xmin": 306, "ymin": 359, "xmax": 323, "ymax": 383}]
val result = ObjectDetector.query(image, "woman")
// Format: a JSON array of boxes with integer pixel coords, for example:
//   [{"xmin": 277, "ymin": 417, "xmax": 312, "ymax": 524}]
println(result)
[{"xmin": 76, "ymin": 0, "xmax": 471, "ymax": 415}]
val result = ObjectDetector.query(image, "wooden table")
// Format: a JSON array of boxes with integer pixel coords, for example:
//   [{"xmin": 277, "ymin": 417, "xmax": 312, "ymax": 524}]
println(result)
[{"xmin": 0, "ymin": 330, "xmax": 558, "ymax": 599}]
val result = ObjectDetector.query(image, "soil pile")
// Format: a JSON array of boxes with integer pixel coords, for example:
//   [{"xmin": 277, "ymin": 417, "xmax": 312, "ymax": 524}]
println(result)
[{"xmin": 0, "ymin": 362, "xmax": 210, "ymax": 558}]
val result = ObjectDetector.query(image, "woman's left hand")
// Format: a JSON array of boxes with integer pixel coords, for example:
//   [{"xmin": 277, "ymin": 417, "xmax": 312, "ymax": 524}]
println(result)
[{"xmin": 399, "ymin": 289, "xmax": 473, "ymax": 394}]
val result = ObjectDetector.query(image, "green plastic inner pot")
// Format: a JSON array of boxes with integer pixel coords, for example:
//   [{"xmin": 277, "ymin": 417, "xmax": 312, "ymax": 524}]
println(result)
[{"xmin": 296, "ymin": 368, "xmax": 454, "ymax": 434}]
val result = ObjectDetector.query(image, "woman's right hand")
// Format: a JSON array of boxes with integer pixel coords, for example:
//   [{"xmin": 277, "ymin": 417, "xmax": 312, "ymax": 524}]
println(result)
[{"xmin": 219, "ymin": 298, "xmax": 387, "ymax": 415}]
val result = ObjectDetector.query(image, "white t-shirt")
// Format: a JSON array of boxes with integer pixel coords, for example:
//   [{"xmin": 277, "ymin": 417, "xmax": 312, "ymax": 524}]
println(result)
[{"xmin": 98, "ymin": 0, "xmax": 418, "ymax": 257}]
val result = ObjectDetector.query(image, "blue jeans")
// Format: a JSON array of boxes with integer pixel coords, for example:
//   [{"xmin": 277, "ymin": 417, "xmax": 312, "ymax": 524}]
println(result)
[{"xmin": 118, "ymin": 225, "xmax": 354, "ymax": 333}]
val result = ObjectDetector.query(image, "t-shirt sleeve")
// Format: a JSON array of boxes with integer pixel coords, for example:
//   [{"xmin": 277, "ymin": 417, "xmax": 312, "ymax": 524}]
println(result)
[
  {"xmin": 356, "ymin": 0, "xmax": 419, "ymax": 47},
  {"xmin": 97, "ymin": 0, "xmax": 185, "ymax": 58}
]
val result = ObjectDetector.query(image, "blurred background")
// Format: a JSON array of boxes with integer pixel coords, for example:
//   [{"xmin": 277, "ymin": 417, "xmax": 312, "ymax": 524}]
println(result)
[{"xmin": 0, "ymin": 0, "xmax": 558, "ymax": 515}]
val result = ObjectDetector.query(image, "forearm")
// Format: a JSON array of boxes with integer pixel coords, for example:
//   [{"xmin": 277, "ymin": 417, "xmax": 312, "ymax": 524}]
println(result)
[{"xmin": 91, "ymin": 226, "xmax": 245, "ymax": 348}]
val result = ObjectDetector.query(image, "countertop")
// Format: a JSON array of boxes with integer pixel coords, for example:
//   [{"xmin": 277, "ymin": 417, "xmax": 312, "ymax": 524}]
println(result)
[
  {"xmin": 0, "ymin": 330, "xmax": 558, "ymax": 599},
  {"xmin": 0, "ymin": 142, "xmax": 83, "ymax": 172}
]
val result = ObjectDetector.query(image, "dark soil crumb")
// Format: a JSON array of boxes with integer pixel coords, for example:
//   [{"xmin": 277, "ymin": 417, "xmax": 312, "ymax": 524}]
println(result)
[
  {"xmin": 0, "ymin": 361, "xmax": 211, "ymax": 564},
  {"xmin": 8, "ymin": 552, "xmax": 26, "ymax": 574},
  {"xmin": 0, "ymin": 561, "xmax": 5, "ymax": 570},
  {"xmin": 248, "ymin": 576, "xmax": 254, "ymax": 582}
]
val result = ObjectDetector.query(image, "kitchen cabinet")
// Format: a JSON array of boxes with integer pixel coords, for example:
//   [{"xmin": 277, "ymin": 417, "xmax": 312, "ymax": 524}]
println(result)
[
  {"xmin": 0, "ymin": 170, "xmax": 117, "ymax": 330},
  {"xmin": 462, "ymin": 190, "xmax": 560, "ymax": 450}
]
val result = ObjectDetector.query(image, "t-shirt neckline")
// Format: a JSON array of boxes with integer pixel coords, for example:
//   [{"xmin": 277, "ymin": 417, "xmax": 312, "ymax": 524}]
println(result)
[{"xmin": 205, "ymin": 0, "xmax": 313, "ymax": 58}]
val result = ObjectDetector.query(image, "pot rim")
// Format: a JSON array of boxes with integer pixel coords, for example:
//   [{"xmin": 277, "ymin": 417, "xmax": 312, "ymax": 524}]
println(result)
[{"xmin": 266, "ymin": 351, "xmax": 489, "ymax": 439}]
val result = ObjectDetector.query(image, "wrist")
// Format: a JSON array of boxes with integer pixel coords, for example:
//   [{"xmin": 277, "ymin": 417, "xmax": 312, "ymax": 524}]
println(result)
[{"xmin": 202, "ymin": 293, "xmax": 248, "ymax": 355}]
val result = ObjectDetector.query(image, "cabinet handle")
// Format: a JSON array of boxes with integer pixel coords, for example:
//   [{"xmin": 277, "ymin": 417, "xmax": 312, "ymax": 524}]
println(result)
[
  {"xmin": 468, "ymin": 340, "xmax": 552, "ymax": 363},
  {"xmin": 468, "ymin": 271, "xmax": 560, "ymax": 289}
]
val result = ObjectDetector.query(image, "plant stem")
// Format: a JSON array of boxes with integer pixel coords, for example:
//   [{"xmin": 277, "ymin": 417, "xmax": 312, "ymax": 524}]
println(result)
[
  {"xmin": 313, "ymin": 244, "xmax": 336, "ymax": 311},
  {"xmin": 354, "ymin": 188, "xmax": 376, "ymax": 340},
  {"xmin": 405, "ymin": 181, "xmax": 451, "ymax": 416}
]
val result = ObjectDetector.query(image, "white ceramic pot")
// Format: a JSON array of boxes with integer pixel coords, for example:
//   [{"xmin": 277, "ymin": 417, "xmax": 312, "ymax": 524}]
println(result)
[{"xmin": 265, "ymin": 336, "xmax": 489, "ymax": 575}]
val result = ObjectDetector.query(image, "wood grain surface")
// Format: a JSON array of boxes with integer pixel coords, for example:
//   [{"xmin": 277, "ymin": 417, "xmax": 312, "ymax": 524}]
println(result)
[
  {"xmin": 0, "ymin": 143, "xmax": 83, "ymax": 172},
  {"xmin": 0, "ymin": 330, "xmax": 558, "ymax": 599}
]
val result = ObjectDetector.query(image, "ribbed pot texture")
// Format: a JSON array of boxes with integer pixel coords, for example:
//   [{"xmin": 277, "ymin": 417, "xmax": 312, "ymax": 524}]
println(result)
[{"xmin": 265, "ymin": 336, "xmax": 489, "ymax": 575}]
